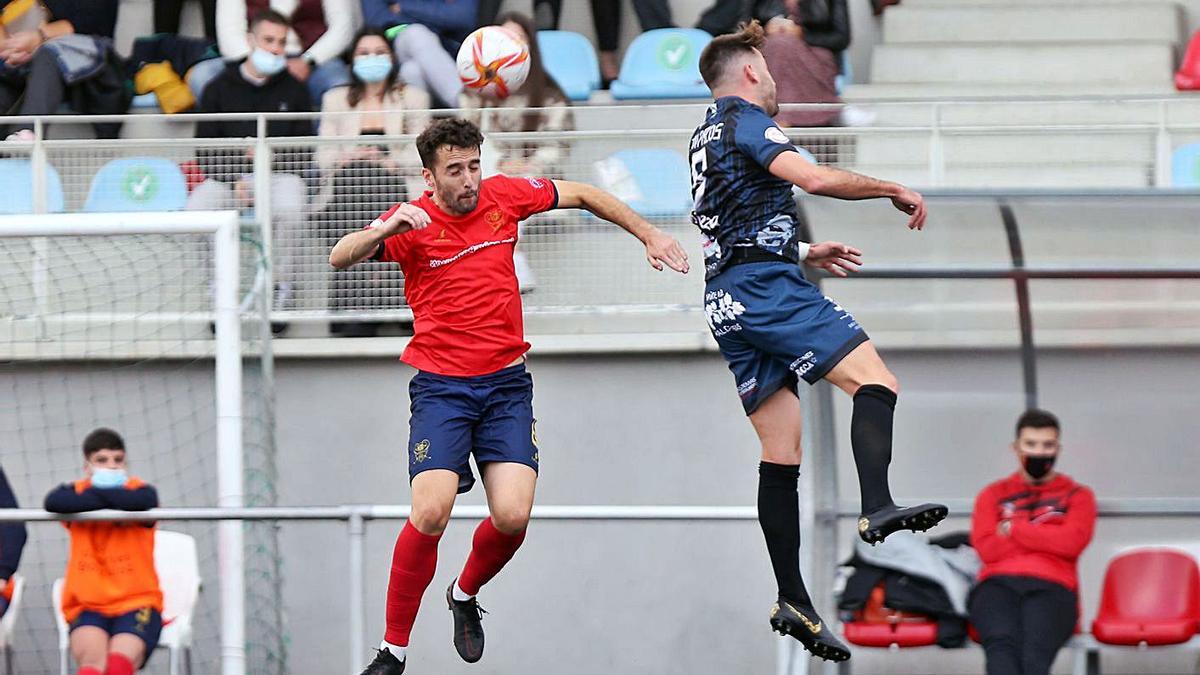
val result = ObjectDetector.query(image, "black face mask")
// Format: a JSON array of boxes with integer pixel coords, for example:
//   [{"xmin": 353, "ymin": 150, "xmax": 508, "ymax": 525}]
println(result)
[{"xmin": 1022, "ymin": 455, "xmax": 1056, "ymax": 480}]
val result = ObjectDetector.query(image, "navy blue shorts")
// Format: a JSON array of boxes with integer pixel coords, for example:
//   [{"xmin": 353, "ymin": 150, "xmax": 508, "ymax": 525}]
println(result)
[
  {"xmin": 407, "ymin": 363, "xmax": 539, "ymax": 493},
  {"xmin": 70, "ymin": 607, "xmax": 162, "ymax": 660},
  {"xmin": 705, "ymin": 261, "xmax": 869, "ymax": 415}
]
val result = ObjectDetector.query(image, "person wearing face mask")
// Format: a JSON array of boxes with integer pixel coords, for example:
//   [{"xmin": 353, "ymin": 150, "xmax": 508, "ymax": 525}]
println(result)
[
  {"xmin": 317, "ymin": 27, "xmax": 430, "ymax": 336},
  {"xmin": 969, "ymin": 409, "xmax": 1097, "ymax": 675},
  {"xmin": 189, "ymin": 8, "xmax": 315, "ymax": 329},
  {"xmin": 44, "ymin": 428, "xmax": 162, "ymax": 675}
]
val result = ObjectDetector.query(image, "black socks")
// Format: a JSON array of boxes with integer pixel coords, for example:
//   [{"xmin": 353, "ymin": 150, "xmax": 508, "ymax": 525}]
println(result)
[
  {"xmin": 758, "ymin": 461, "xmax": 813, "ymax": 605},
  {"xmin": 851, "ymin": 384, "xmax": 898, "ymax": 514}
]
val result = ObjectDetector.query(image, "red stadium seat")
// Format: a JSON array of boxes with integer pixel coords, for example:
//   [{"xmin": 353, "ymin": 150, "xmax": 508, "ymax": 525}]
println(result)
[
  {"xmin": 1177, "ymin": 30, "xmax": 1200, "ymax": 90},
  {"xmin": 842, "ymin": 585, "xmax": 940, "ymax": 648},
  {"xmin": 1092, "ymin": 548, "xmax": 1200, "ymax": 646}
]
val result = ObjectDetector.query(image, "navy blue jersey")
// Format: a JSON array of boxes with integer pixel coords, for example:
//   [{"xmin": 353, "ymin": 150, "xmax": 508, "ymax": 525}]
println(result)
[{"xmin": 689, "ymin": 96, "xmax": 801, "ymax": 280}]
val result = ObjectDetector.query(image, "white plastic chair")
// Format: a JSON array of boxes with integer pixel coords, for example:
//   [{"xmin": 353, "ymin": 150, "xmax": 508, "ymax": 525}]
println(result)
[
  {"xmin": 53, "ymin": 530, "xmax": 202, "ymax": 675},
  {"xmin": 154, "ymin": 530, "xmax": 201, "ymax": 675},
  {"xmin": 0, "ymin": 575, "xmax": 25, "ymax": 675}
]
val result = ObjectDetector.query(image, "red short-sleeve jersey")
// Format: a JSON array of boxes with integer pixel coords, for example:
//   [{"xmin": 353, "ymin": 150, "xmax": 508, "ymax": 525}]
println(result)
[{"xmin": 371, "ymin": 174, "xmax": 559, "ymax": 376}]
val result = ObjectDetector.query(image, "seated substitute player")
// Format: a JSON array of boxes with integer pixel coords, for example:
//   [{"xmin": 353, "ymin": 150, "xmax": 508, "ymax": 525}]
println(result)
[
  {"xmin": 690, "ymin": 22, "xmax": 948, "ymax": 662},
  {"xmin": 44, "ymin": 429, "xmax": 162, "ymax": 675},
  {"xmin": 330, "ymin": 118, "xmax": 690, "ymax": 674}
]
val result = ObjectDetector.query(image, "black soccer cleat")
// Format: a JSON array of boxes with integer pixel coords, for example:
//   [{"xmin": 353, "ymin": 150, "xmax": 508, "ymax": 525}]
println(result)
[
  {"xmin": 770, "ymin": 597, "xmax": 851, "ymax": 662},
  {"xmin": 857, "ymin": 502, "xmax": 949, "ymax": 545},
  {"xmin": 447, "ymin": 581, "xmax": 487, "ymax": 663},
  {"xmin": 359, "ymin": 648, "xmax": 404, "ymax": 675}
]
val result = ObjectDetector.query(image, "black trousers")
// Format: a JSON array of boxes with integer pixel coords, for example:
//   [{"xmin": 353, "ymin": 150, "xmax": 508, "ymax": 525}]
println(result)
[
  {"xmin": 969, "ymin": 575, "xmax": 1077, "ymax": 675},
  {"xmin": 0, "ymin": 48, "xmax": 66, "ymax": 130},
  {"xmin": 533, "ymin": 0, "xmax": 623, "ymax": 51},
  {"xmin": 153, "ymin": 0, "xmax": 217, "ymax": 39}
]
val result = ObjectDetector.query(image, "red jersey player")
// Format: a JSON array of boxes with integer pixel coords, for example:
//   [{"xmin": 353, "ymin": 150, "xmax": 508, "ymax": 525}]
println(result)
[{"xmin": 330, "ymin": 118, "xmax": 689, "ymax": 674}]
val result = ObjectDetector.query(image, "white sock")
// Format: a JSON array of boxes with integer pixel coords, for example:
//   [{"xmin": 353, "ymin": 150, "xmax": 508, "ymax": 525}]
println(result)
[
  {"xmin": 451, "ymin": 580, "xmax": 474, "ymax": 602},
  {"xmin": 380, "ymin": 641, "xmax": 406, "ymax": 661}
]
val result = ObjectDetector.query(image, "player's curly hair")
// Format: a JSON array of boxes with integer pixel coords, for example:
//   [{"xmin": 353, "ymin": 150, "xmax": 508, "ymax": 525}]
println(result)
[
  {"xmin": 698, "ymin": 20, "xmax": 767, "ymax": 89},
  {"xmin": 416, "ymin": 118, "xmax": 485, "ymax": 169}
]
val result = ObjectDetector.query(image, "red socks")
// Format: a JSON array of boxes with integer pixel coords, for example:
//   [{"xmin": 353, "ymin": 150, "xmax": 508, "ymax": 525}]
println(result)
[
  {"xmin": 105, "ymin": 653, "xmax": 135, "ymax": 675},
  {"xmin": 383, "ymin": 520, "xmax": 442, "ymax": 646},
  {"xmin": 77, "ymin": 654, "xmax": 134, "ymax": 675},
  {"xmin": 458, "ymin": 518, "xmax": 527, "ymax": 596}
]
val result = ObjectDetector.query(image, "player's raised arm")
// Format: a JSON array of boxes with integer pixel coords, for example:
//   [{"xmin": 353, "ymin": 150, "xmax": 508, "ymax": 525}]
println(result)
[
  {"xmin": 767, "ymin": 152, "xmax": 927, "ymax": 230},
  {"xmin": 551, "ymin": 180, "xmax": 690, "ymax": 274},
  {"xmin": 329, "ymin": 203, "xmax": 431, "ymax": 269}
]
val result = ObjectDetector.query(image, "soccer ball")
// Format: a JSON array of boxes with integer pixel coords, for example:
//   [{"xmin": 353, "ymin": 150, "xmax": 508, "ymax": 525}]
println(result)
[{"xmin": 457, "ymin": 26, "xmax": 531, "ymax": 99}]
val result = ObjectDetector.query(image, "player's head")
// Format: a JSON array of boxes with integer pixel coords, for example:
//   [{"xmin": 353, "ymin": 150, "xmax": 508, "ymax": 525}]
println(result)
[
  {"xmin": 82, "ymin": 427, "xmax": 127, "ymax": 473},
  {"xmin": 1012, "ymin": 409, "xmax": 1061, "ymax": 482},
  {"xmin": 417, "ymin": 118, "xmax": 485, "ymax": 215},
  {"xmin": 698, "ymin": 21, "xmax": 778, "ymax": 116}
]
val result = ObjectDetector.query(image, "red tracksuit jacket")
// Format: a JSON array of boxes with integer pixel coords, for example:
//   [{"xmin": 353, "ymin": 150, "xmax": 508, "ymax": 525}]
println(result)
[{"xmin": 970, "ymin": 472, "xmax": 1097, "ymax": 592}]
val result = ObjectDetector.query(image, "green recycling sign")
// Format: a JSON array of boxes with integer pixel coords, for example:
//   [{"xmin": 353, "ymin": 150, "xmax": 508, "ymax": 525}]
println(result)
[
  {"xmin": 122, "ymin": 167, "xmax": 159, "ymax": 203},
  {"xmin": 657, "ymin": 35, "xmax": 691, "ymax": 72}
]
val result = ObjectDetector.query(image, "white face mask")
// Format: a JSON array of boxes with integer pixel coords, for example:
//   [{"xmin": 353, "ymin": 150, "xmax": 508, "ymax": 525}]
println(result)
[
  {"xmin": 90, "ymin": 467, "xmax": 128, "ymax": 489},
  {"xmin": 250, "ymin": 47, "xmax": 287, "ymax": 76}
]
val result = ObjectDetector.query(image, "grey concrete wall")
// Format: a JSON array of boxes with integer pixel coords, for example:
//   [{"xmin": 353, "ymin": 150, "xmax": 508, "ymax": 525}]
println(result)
[{"xmin": 3, "ymin": 345, "xmax": 1199, "ymax": 674}]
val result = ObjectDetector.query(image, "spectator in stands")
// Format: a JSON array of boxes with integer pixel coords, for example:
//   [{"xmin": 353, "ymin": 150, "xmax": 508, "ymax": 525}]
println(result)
[
  {"xmin": 969, "ymin": 409, "xmax": 1097, "ymax": 675},
  {"xmin": 45, "ymin": 428, "xmax": 162, "ymax": 675},
  {"xmin": 0, "ymin": 467, "xmax": 26, "ymax": 618},
  {"xmin": 190, "ymin": 0, "xmax": 355, "ymax": 103},
  {"xmin": 761, "ymin": 4, "xmax": 841, "ymax": 127},
  {"xmin": 154, "ymin": 0, "xmax": 217, "ymax": 39},
  {"xmin": 0, "ymin": 0, "xmax": 129, "ymax": 140},
  {"xmin": 188, "ymin": 9, "xmax": 314, "ymax": 321},
  {"xmin": 460, "ymin": 11, "xmax": 572, "ymax": 292},
  {"xmin": 317, "ymin": 27, "xmax": 429, "ymax": 336},
  {"xmin": 359, "ymin": 0, "xmax": 475, "ymax": 106}
]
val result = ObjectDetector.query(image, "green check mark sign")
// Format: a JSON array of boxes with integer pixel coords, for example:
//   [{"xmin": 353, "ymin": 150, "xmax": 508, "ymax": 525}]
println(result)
[
  {"xmin": 657, "ymin": 35, "xmax": 691, "ymax": 72},
  {"xmin": 122, "ymin": 168, "xmax": 158, "ymax": 203}
]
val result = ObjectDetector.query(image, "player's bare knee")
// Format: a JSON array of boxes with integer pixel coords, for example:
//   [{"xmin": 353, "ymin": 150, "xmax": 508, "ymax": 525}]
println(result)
[
  {"xmin": 761, "ymin": 442, "xmax": 802, "ymax": 465},
  {"xmin": 490, "ymin": 505, "xmax": 531, "ymax": 535},
  {"xmin": 410, "ymin": 501, "xmax": 453, "ymax": 535}
]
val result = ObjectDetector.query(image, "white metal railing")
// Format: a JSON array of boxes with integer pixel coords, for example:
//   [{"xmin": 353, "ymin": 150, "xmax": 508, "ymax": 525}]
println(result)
[
  {"xmin": 1, "ymin": 498, "xmax": 1195, "ymax": 675},
  {"xmin": 6, "ymin": 106, "xmax": 1200, "ymax": 349}
]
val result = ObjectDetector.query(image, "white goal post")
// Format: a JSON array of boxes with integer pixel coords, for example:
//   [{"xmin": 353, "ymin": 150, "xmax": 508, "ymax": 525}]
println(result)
[{"xmin": 0, "ymin": 210, "xmax": 247, "ymax": 675}]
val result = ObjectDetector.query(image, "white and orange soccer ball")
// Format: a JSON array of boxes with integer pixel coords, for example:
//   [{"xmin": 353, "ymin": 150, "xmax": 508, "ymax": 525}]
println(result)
[{"xmin": 456, "ymin": 26, "xmax": 531, "ymax": 99}]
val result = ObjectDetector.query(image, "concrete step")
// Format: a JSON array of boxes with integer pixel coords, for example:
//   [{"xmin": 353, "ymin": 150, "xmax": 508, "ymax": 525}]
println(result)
[
  {"xmin": 838, "ymin": 92, "xmax": 1200, "ymax": 127},
  {"xmin": 842, "ymin": 82, "xmax": 1179, "ymax": 100},
  {"xmin": 870, "ymin": 43, "xmax": 1176, "ymax": 86},
  {"xmin": 848, "ymin": 164, "xmax": 1150, "ymax": 188},
  {"xmin": 854, "ymin": 132, "xmax": 1155, "ymax": 166},
  {"xmin": 882, "ymin": 5, "xmax": 1182, "ymax": 44}
]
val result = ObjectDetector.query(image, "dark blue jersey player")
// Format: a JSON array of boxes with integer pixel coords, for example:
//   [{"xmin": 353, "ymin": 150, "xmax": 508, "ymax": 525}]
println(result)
[{"xmin": 691, "ymin": 22, "xmax": 949, "ymax": 663}]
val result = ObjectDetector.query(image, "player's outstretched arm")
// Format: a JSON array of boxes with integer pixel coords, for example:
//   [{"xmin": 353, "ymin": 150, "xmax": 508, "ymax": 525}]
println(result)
[
  {"xmin": 767, "ymin": 152, "xmax": 927, "ymax": 230},
  {"xmin": 552, "ymin": 180, "xmax": 690, "ymax": 273},
  {"xmin": 328, "ymin": 203, "xmax": 431, "ymax": 269}
]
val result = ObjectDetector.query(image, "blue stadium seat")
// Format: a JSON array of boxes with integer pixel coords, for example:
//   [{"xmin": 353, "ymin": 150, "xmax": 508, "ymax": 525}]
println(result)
[
  {"xmin": 835, "ymin": 51, "xmax": 852, "ymax": 95},
  {"xmin": 83, "ymin": 157, "xmax": 188, "ymax": 212},
  {"xmin": 1171, "ymin": 142, "xmax": 1200, "ymax": 187},
  {"xmin": 0, "ymin": 158, "xmax": 65, "ymax": 213},
  {"xmin": 796, "ymin": 146, "xmax": 818, "ymax": 165},
  {"xmin": 538, "ymin": 30, "xmax": 600, "ymax": 102},
  {"xmin": 610, "ymin": 28, "xmax": 712, "ymax": 100},
  {"xmin": 595, "ymin": 148, "xmax": 692, "ymax": 217}
]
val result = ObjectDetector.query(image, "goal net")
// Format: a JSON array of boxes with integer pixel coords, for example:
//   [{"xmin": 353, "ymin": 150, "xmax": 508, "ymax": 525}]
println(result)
[{"xmin": 0, "ymin": 212, "xmax": 285, "ymax": 674}]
